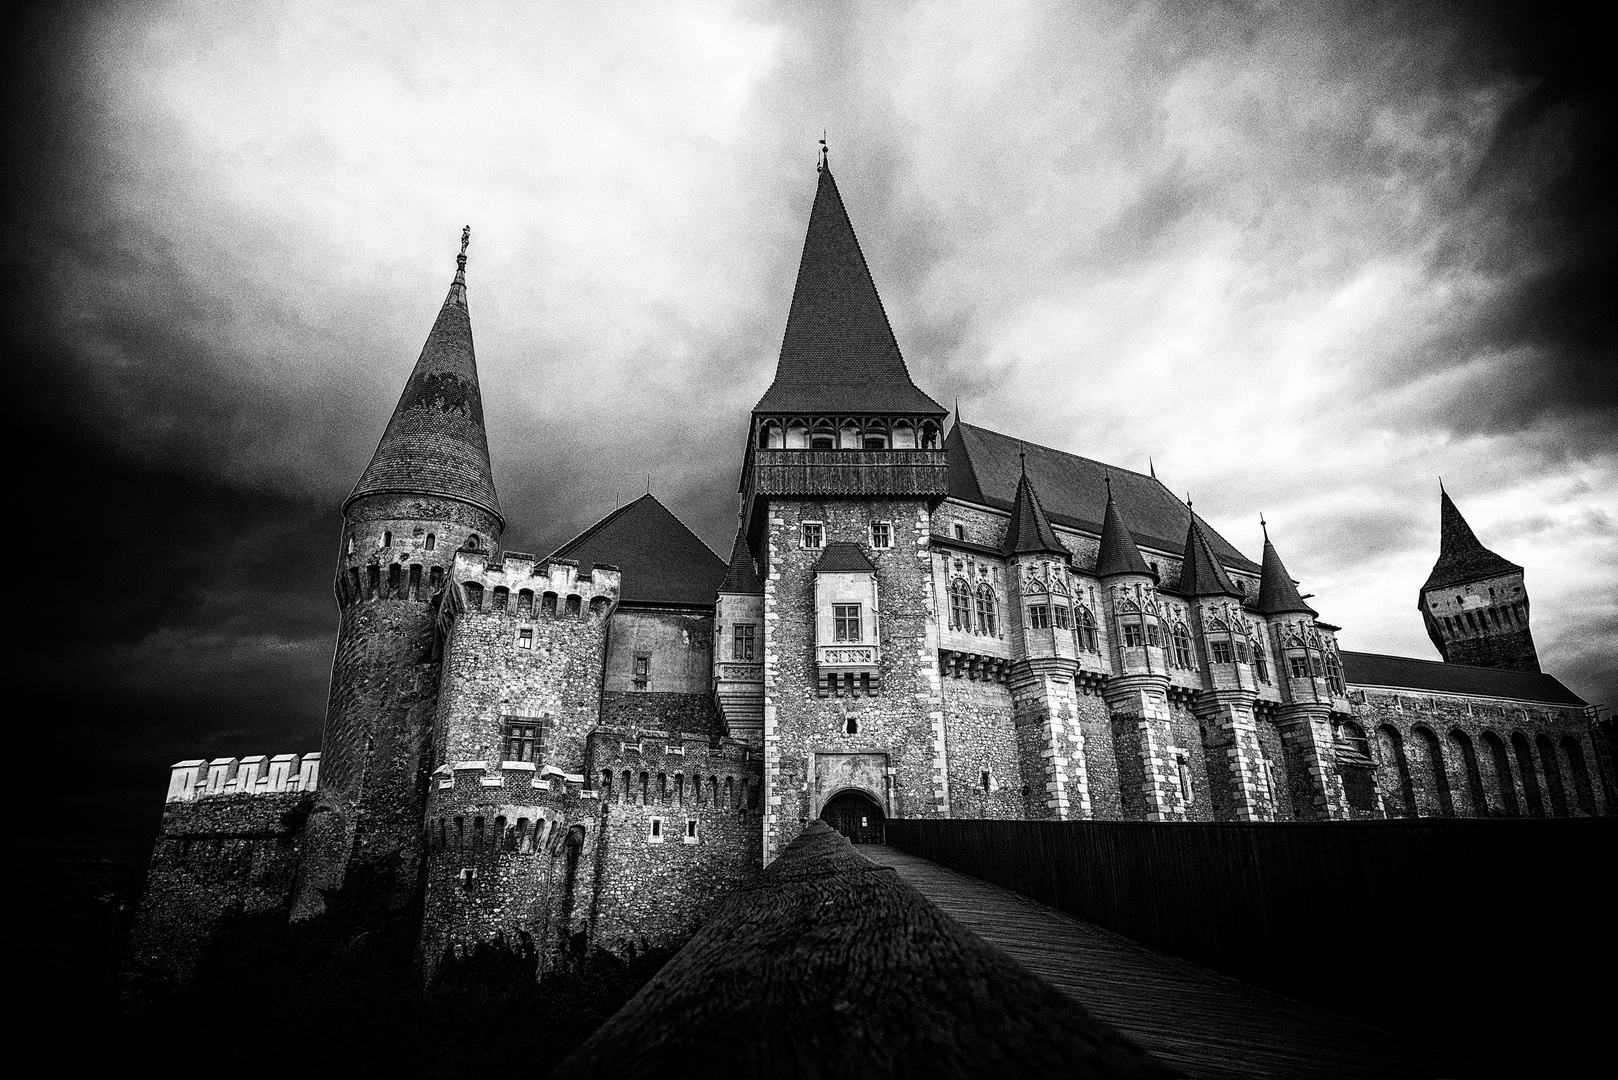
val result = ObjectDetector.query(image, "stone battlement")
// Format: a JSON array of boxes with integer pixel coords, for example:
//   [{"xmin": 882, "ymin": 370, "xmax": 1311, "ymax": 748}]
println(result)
[
  {"xmin": 587, "ymin": 728, "xmax": 757, "ymax": 771},
  {"xmin": 452, "ymin": 550, "xmax": 621, "ymax": 603},
  {"xmin": 166, "ymin": 753, "xmax": 320, "ymax": 803},
  {"xmin": 431, "ymin": 760, "xmax": 592, "ymax": 795}
]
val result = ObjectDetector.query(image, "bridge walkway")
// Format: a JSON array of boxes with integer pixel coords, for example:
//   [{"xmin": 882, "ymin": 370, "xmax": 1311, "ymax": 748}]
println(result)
[{"xmin": 859, "ymin": 844, "xmax": 1458, "ymax": 1080}]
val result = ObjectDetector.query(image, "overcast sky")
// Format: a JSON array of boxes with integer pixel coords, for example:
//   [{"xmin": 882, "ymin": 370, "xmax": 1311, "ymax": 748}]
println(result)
[{"xmin": 7, "ymin": 0, "xmax": 1613, "ymax": 861}]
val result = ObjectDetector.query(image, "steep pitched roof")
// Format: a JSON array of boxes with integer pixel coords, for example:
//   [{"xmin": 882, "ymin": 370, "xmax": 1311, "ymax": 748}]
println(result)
[
  {"xmin": 1341, "ymin": 651, "xmax": 1584, "ymax": 707},
  {"xmin": 753, "ymin": 165, "xmax": 945, "ymax": 416},
  {"xmin": 347, "ymin": 243, "xmax": 502, "ymax": 523},
  {"xmin": 1255, "ymin": 528, "xmax": 1317, "ymax": 616},
  {"xmin": 1422, "ymin": 488, "xmax": 1522, "ymax": 593},
  {"xmin": 1179, "ymin": 513, "xmax": 1243, "ymax": 597},
  {"xmin": 815, "ymin": 542, "xmax": 877, "ymax": 573},
  {"xmin": 551, "ymin": 494, "xmax": 726, "ymax": 608},
  {"xmin": 719, "ymin": 530, "xmax": 763, "ymax": 595},
  {"xmin": 948, "ymin": 422, "xmax": 1257, "ymax": 572},
  {"xmin": 1095, "ymin": 483, "xmax": 1153, "ymax": 578},
  {"xmin": 1001, "ymin": 467, "xmax": 1068, "ymax": 557}
]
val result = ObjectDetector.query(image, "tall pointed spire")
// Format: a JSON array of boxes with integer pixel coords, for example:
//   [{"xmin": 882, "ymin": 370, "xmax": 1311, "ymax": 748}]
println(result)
[
  {"xmin": 1001, "ymin": 466, "xmax": 1067, "ymax": 557},
  {"xmin": 1255, "ymin": 522, "xmax": 1316, "ymax": 616},
  {"xmin": 347, "ymin": 228, "xmax": 502, "ymax": 524},
  {"xmin": 1095, "ymin": 476, "xmax": 1152, "ymax": 578},
  {"xmin": 1179, "ymin": 509, "xmax": 1242, "ymax": 597},
  {"xmin": 1421, "ymin": 487, "xmax": 1520, "ymax": 592},
  {"xmin": 753, "ymin": 158, "xmax": 945, "ymax": 416}
]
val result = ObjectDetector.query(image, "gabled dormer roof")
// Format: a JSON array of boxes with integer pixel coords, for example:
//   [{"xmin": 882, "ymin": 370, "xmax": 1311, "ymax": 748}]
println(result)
[
  {"xmin": 815, "ymin": 541, "xmax": 877, "ymax": 573},
  {"xmin": 1255, "ymin": 525, "xmax": 1317, "ymax": 617},
  {"xmin": 1178, "ymin": 512, "xmax": 1243, "ymax": 598},
  {"xmin": 753, "ymin": 162, "xmax": 945, "ymax": 417},
  {"xmin": 1001, "ymin": 466, "xmax": 1068, "ymax": 558},
  {"xmin": 347, "ymin": 232, "xmax": 502, "ymax": 524},
  {"xmin": 719, "ymin": 530, "xmax": 764, "ymax": 595},
  {"xmin": 1095, "ymin": 483, "xmax": 1153, "ymax": 578},
  {"xmin": 1421, "ymin": 488, "xmax": 1521, "ymax": 593},
  {"xmin": 552, "ymin": 494, "xmax": 726, "ymax": 608}
]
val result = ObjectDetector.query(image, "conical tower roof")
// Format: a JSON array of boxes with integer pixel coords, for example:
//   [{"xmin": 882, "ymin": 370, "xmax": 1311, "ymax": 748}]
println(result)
[
  {"xmin": 1179, "ymin": 512, "xmax": 1243, "ymax": 597},
  {"xmin": 1255, "ymin": 524, "xmax": 1317, "ymax": 617},
  {"xmin": 347, "ymin": 232, "xmax": 502, "ymax": 524},
  {"xmin": 719, "ymin": 529, "xmax": 763, "ymax": 594},
  {"xmin": 1095, "ymin": 481, "xmax": 1152, "ymax": 578},
  {"xmin": 1421, "ymin": 487, "xmax": 1520, "ymax": 592},
  {"xmin": 1002, "ymin": 463, "xmax": 1067, "ymax": 557},
  {"xmin": 753, "ymin": 159, "xmax": 945, "ymax": 416}
]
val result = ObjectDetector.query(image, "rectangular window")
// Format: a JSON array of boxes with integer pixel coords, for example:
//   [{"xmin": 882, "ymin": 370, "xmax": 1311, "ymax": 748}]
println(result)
[
  {"xmin": 833, "ymin": 604, "xmax": 862, "ymax": 643},
  {"xmin": 1210, "ymin": 640, "xmax": 1234, "ymax": 664},
  {"xmin": 516, "ymin": 628, "xmax": 533, "ymax": 650},
  {"xmin": 648, "ymin": 818, "xmax": 663, "ymax": 843},
  {"xmin": 1288, "ymin": 655, "xmax": 1310, "ymax": 679},
  {"xmin": 685, "ymin": 819, "xmax": 698, "ymax": 843},
  {"xmin": 1028, "ymin": 605, "xmax": 1050, "ymax": 629},
  {"xmin": 870, "ymin": 522, "xmax": 892, "ymax": 549},
  {"xmin": 633, "ymin": 654, "xmax": 651, "ymax": 689},
  {"xmin": 1053, "ymin": 605, "xmax": 1070, "ymax": 630},
  {"xmin": 1121, "ymin": 620, "xmax": 1144, "ymax": 648},
  {"xmin": 1146, "ymin": 622, "xmax": 1162, "ymax": 647},
  {"xmin": 502, "ymin": 719, "xmax": 541, "ymax": 763},
  {"xmin": 802, "ymin": 522, "xmax": 824, "ymax": 549},
  {"xmin": 1234, "ymin": 639, "xmax": 1249, "ymax": 664},
  {"xmin": 733, "ymin": 624, "xmax": 755, "ymax": 661},
  {"xmin": 953, "ymin": 523, "xmax": 966, "ymax": 540}
]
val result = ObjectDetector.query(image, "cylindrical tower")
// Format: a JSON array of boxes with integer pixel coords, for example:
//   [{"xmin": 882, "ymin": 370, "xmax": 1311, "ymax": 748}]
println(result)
[{"xmin": 293, "ymin": 230, "xmax": 504, "ymax": 918}]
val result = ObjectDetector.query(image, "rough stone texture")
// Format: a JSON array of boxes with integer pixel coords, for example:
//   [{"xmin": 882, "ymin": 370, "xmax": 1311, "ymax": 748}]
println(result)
[
  {"xmin": 600, "ymin": 691, "xmax": 722, "ymax": 742},
  {"xmin": 941, "ymin": 675, "xmax": 1027, "ymax": 818},
  {"xmin": 586, "ymin": 730, "xmax": 762, "ymax": 958},
  {"xmin": 762, "ymin": 498, "xmax": 947, "ymax": 863},
  {"xmin": 126, "ymin": 792, "xmax": 311, "ymax": 987},
  {"xmin": 602, "ymin": 608, "xmax": 714, "ymax": 695}
]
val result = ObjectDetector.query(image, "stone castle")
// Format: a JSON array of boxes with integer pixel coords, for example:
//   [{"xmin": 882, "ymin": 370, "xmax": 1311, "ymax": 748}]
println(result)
[{"xmin": 129, "ymin": 157, "xmax": 1614, "ymax": 983}]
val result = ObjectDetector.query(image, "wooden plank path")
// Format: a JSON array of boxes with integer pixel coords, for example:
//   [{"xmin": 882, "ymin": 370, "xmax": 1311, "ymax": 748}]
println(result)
[{"xmin": 860, "ymin": 844, "xmax": 1461, "ymax": 1080}]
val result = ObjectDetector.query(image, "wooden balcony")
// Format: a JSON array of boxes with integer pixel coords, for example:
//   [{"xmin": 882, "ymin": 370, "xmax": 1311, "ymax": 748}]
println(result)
[{"xmin": 748, "ymin": 448, "xmax": 950, "ymax": 500}]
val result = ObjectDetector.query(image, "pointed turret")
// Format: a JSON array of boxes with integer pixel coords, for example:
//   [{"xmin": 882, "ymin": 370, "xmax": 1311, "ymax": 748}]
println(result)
[
  {"xmin": 753, "ymin": 160, "xmax": 945, "ymax": 416},
  {"xmin": 1002, "ymin": 462, "xmax": 1067, "ymax": 558},
  {"xmin": 1095, "ymin": 479, "xmax": 1152, "ymax": 578},
  {"xmin": 1417, "ymin": 486, "xmax": 1538, "ymax": 671},
  {"xmin": 1179, "ymin": 511, "xmax": 1243, "ymax": 598},
  {"xmin": 719, "ymin": 529, "xmax": 764, "ymax": 595},
  {"xmin": 1255, "ymin": 522, "xmax": 1317, "ymax": 617},
  {"xmin": 1421, "ymin": 487, "xmax": 1520, "ymax": 593},
  {"xmin": 347, "ymin": 228, "xmax": 502, "ymax": 525}
]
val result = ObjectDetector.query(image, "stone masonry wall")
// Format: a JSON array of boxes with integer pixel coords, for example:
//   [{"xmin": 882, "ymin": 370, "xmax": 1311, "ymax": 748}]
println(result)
[
  {"xmin": 600, "ymin": 691, "xmax": 722, "ymax": 742},
  {"xmin": 940, "ymin": 675, "xmax": 1025, "ymax": 818},
  {"xmin": 763, "ymin": 498, "xmax": 948, "ymax": 862}
]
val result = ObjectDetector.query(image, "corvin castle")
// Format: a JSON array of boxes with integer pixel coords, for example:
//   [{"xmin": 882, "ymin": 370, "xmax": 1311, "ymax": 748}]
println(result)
[{"xmin": 129, "ymin": 154, "xmax": 1615, "ymax": 983}]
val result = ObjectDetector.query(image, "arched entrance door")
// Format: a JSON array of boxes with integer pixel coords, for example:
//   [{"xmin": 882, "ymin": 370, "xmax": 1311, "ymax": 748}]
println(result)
[{"xmin": 820, "ymin": 790, "xmax": 885, "ymax": 844}]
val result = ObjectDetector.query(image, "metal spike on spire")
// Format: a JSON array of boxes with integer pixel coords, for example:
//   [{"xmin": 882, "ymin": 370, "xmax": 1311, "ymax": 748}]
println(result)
[
  {"xmin": 1149, "ymin": 457, "xmax": 1156, "ymax": 480},
  {"xmin": 818, "ymin": 131, "xmax": 828, "ymax": 172},
  {"xmin": 1260, "ymin": 513, "xmax": 1269, "ymax": 541}
]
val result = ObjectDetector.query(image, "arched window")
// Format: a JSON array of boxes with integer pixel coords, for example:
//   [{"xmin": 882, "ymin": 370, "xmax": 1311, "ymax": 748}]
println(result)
[
  {"xmin": 1448, "ymin": 729, "xmax": 1487, "ymax": 814},
  {"xmin": 785, "ymin": 420, "xmax": 809, "ymax": 448},
  {"xmin": 1171, "ymin": 624, "xmax": 1193, "ymax": 669},
  {"xmin": 1176, "ymin": 754, "xmax": 1193, "ymax": 805},
  {"xmin": 862, "ymin": 421, "xmax": 889, "ymax": 450},
  {"xmin": 845, "ymin": 716, "xmax": 858, "ymax": 735},
  {"xmin": 492, "ymin": 586, "xmax": 509, "ymax": 612},
  {"xmin": 839, "ymin": 419, "xmax": 862, "ymax": 449},
  {"xmin": 466, "ymin": 533, "xmax": 481, "ymax": 551},
  {"xmin": 1481, "ymin": 731, "xmax": 1519, "ymax": 815},
  {"xmin": 891, "ymin": 420, "xmax": 916, "ymax": 449},
  {"xmin": 541, "ymin": 591, "xmax": 557, "ymax": 616},
  {"xmin": 1376, "ymin": 726, "xmax": 1416, "ymax": 817},
  {"xmin": 1560, "ymin": 737, "xmax": 1597, "ymax": 815},
  {"xmin": 1511, "ymin": 732, "xmax": 1545, "ymax": 816},
  {"xmin": 1536, "ymin": 734, "xmax": 1569, "ymax": 817},
  {"xmin": 948, "ymin": 579, "xmax": 972, "ymax": 632},
  {"xmin": 382, "ymin": 530, "xmax": 392, "ymax": 547},
  {"xmin": 974, "ymin": 584, "xmax": 998, "ymax": 637},
  {"xmin": 1252, "ymin": 640, "xmax": 1269, "ymax": 682},
  {"xmin": 517, "ymin": 589, "xmax": 534, "ymax": 617},
  {"xmin": 425, "ymin": 533, "xmax": 435, "ymax": 551},
  {"xmin": 810, "ymin": 419, "xmax": 836, "ymax": 449},
  {"xmin": 1325, "ymin": 653, "xmax": 1346, "ymax": 695},
  {"xmin": 920, "ymin": 420, "xmax": 941, "ymax": 449},
  {"xmin": 1412, "ymin": 726, "xmax": 1454, "ymax": 817},
  {"xmin": 1076, "ymin": 607, "xmax": 1098, "ymax": 652},
  {"xmin": 759, "ymin": 420, "xmax": 783, "ymax": 448},
  {"xmin": 589, "ymin": 596, "xmax": 610, "ymax": 618},
  {"xmin": 462, "ymin": 582, "xmax": 483, "ymax": 610},
  {"xmin": 565, "ymin": 594, "xmax": 582, "ymax": 617}
]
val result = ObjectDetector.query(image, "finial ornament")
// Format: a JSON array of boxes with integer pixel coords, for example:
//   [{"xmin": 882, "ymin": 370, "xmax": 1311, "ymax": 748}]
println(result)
[
  {"xmin": 1104, "ymin": 472, "xmax": 1112, "ymax": 497},
  {"xmin": 818, "ymin": 132, "xmax": 828, "ymax": 172},
  {"xmin": 1260, "ymin": 513, "xmax": 1269, "ymax": 541},
  {"xmin": 458, "ymin": 225, "xmax": 470, "ymax": 270}
]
